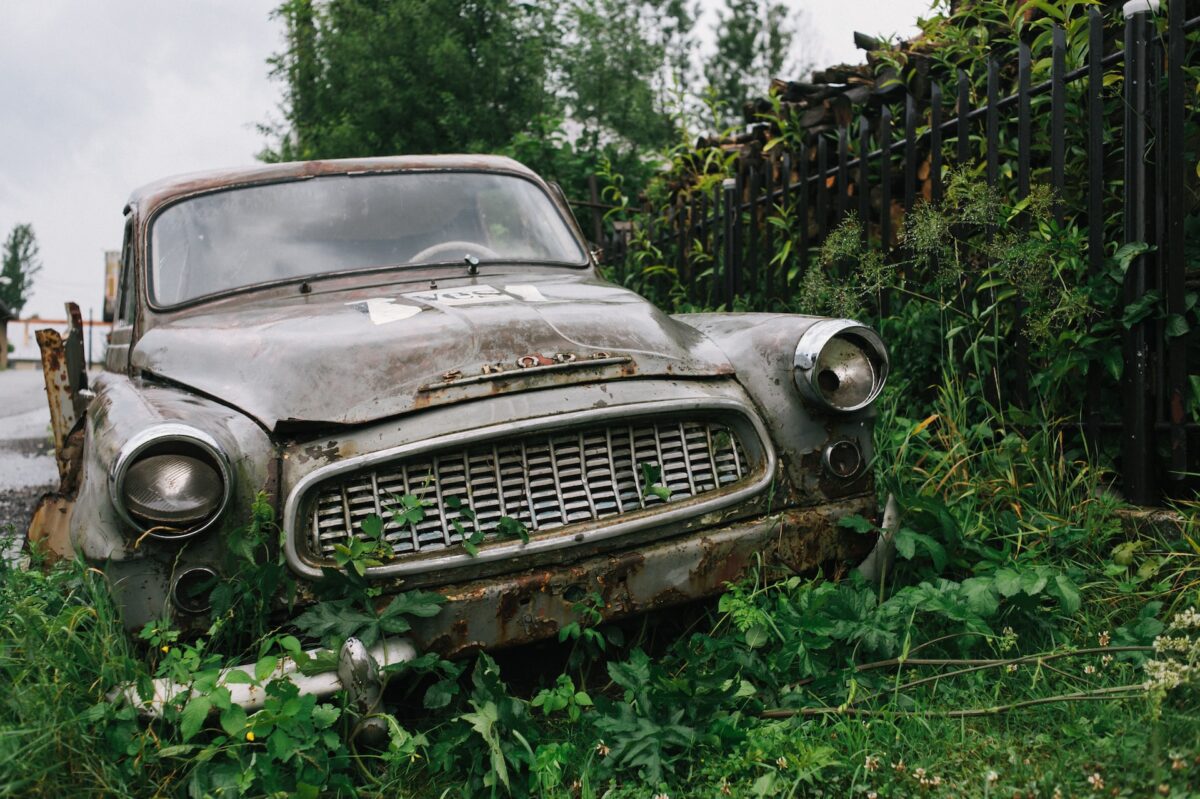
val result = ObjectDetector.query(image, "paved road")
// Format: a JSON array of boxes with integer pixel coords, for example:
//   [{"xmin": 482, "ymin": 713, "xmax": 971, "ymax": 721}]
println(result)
[{"xmin": 0, "ymin": 369, "xmax": 58, "ymax": 544}]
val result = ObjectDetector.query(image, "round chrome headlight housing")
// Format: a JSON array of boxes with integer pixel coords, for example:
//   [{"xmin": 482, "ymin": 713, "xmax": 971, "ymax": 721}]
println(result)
[
  {"xmin": 109, "ymin": 425, "xmax": 231, "ymax": 540},
  {"xmin": 794, "ymin": 319, "xmax": 889, "ymax": 412}
]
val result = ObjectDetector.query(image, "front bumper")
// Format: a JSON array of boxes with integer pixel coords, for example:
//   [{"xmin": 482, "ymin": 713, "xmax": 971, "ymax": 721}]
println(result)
[
  {"xmin": 118, "ymin": 497, "xmax": 875, "ymax": 714},
  {"xmin": 398, "ymin": 496, "xmax": 876, "ymax": 657}
]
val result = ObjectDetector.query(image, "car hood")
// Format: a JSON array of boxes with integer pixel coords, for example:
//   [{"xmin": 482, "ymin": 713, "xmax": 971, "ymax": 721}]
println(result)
[{"xmin": 131, "ymin": 274, "xmax": 734, "ymax": 430}]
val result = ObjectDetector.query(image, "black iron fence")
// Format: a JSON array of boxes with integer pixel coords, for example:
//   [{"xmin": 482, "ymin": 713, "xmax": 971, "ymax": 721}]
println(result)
[{"xmin": 577, "ymin": 2, "xmax": 1198, "ymax": 504}]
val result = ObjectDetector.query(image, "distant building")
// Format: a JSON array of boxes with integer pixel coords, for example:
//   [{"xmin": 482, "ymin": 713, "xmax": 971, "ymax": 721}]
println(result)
[
  {"xmin": 0, "ymin": 298, "xmax": 10, "ymax": 370},
  {"xmin": 6, "ymin": 315, "xmax": 111, "ymax": 369}
]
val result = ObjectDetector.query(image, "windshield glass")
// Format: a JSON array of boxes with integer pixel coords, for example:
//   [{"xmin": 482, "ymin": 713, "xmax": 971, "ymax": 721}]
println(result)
[{"xmin": 150, "ymin": 171, "xmax": 586, "ymax": 306}]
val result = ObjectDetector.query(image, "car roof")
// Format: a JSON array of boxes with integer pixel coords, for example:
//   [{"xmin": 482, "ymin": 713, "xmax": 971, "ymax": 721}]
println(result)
[{"xmin": 126, "ymin": 154, "xmax": 540, "ymax": 217}]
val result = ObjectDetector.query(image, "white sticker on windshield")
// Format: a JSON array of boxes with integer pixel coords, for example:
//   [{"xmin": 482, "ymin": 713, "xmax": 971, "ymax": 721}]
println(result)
[
  {"xmin": 345, "ymin": 297, "xmax": 423, "ymax": 325},
  {"xmin": 504, "ymin": 284, "xmax": 548, "ymax": 302},
  {"xmin": 403, "ymin": 286, "xmax": 507, "ymax": 306}
]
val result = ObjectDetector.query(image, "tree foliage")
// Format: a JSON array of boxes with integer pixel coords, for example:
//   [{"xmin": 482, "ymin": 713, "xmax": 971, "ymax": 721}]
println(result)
[
  {"xmin": 704, "ymin": 0, "xmax": 799, "ymax": 127},
  {"xmin": 0, "ymin": 223, "xmax": 41, "ymax": 316},
  {"xmin": 259, "ymin": 0, "xmax": 807, "ymax": 205},
  {"xmin": 261, "ymin": 0, "xmax": 555, "ymax": 161}
]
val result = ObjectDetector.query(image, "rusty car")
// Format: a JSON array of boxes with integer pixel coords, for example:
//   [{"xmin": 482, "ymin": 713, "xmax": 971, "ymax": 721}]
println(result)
[{"xmin": 27, "ymin": 155, "xmax": 889, "ymax": 715}]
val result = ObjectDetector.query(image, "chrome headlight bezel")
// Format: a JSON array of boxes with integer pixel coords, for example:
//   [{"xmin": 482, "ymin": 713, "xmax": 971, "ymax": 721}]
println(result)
[
  {"xmin": 108, "ymin": 423, "xmax": 232, "ymax": 540},
  {"xmin": 793, "ymin": 319, "xmax": 889, "ymax": 412}
]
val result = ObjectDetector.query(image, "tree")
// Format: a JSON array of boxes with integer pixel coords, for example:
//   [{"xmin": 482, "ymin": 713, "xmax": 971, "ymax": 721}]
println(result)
[
  {"xmin": 259, "ymin": 0, "xmax": 557, "ymax": 161},
  {"xmin": 0, "ymin": 224, "xmax": 41, "ymax": 316},
  {"xmin": 704, "ymin": 0, "xmax": 802, "ymax": 129}
]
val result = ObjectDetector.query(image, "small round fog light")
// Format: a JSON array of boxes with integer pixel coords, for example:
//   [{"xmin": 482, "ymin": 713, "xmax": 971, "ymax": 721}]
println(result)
[
  {"xmin": 823, "ymin": 440, "xmax": 863, "ymax": 479},
  {"xmin": 173, "ymin": 567, "xmax": 219, "ymax": 614}
]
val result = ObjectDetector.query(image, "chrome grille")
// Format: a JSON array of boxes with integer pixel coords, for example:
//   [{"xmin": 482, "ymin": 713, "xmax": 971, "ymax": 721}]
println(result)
[{"xmin": 307, "ymin": 417, "xmax": 752, "ymax": 560}]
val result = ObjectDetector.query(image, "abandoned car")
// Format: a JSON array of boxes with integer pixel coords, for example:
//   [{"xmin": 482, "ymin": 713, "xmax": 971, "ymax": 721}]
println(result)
[{"xmin": 29, "ymin": 155, "xmax": 888, "ymax": 709}]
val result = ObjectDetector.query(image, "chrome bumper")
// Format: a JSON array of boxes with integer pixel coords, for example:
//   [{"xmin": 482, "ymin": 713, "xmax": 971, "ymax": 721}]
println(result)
[{"xmin": 115, "ymin": 637, "xmax": 416, "ymax": 717}]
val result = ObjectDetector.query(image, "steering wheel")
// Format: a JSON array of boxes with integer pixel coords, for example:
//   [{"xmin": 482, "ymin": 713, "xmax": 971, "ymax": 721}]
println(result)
[{"xmin": 408, "ymin": 240, "xmax": 501, "ymax": 265}]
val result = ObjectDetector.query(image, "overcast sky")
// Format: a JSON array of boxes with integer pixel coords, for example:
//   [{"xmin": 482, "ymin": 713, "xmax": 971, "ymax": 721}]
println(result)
[{"xmin": 0, "ymin": 0, "xmax": 931, "ymax": 321}]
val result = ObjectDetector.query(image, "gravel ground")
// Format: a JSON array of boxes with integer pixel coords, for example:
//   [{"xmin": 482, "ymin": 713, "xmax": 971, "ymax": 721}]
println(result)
[{"xmin": 0, "ymin": 369, "xmax": 58, "ymax": 542}]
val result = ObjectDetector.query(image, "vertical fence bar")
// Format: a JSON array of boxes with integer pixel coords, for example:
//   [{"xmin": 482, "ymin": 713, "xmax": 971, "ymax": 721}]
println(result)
[
  {"xmin": 816, "ymin": 135, "xmax": 829, "ymax": 243},
  {"xmin": 904, "ymin": 93, "xmax": 917, "ymax": 212},
  {"xmin": 836, "ymin": 124, "xmax": 849, "ymax": 227},
  {"xmin": 705, "ymin": 182, "xmax": 715, "ymax": 305},
  {"xmin": 780, "ymin": 151, "xmax": 792, "ymax": 216},
  {"xmin": 747, "ymin": 153, "xmax": 761, "ymax": 297},
  {"xmin": 957, "ymin": 69, "xmax": 970, "ymax": 166},
  {"xmin": 1167, "ymin": 0, "xmax": 1187, "ymax": 489},
  {"xmin": 931, "ymin": 82, "xmax": 943, "ymax": 205},
  {"xmin": 1086, "ymin": 7, "xmax": 1104, "ymax": 452},
  {"xmin": 1051, "ymin": 25, "xmax": 1066, "ymax": 222},
  {"xmin": 878, "ymin": 106, "xmax": 892, "ymax": 315},
  {"xmin": 1152, "ymin": 31, "xmax": 1167, "ymax": 457},
  {"xmin": 987, "ymin": 57, "xmax": 999, "ymax": 188},
  {"xmin": 798, "ymin": 137, "xmax": 810, "ymax": 283},
  {"xmin": 764, "ymin": 150, "xmax": 776, "ymax": 299},
  {"xmin": 1018, "ymin": 42, "xmax": 1032, "ymax": 200},
  {"xmin": 689, "ymin": 189, "xmax": 701, "ymax": 284},
  {"xmin": 1122, "ymin": 4, "xmax": 1156, "ymax": 504},
  {"xmin": 733, "ymin": 158, "xmax": 746, "ymax": 300},
  {"xmin": 879, "ymin": 106, "xmax": 892, "ymax": 253},
  {"xmin": 722, "ymin": 177, "xmax": 736, "ymax": 310},
  {"xmin": 587, "ymin": 175, "xmax": 603, "ymax": 247},
  {"xmin": 780, "ymin": 152, "xmax": 792, "ymax": 294},
  {"xmin": 675, "ymin": 194, "xmax": 686, "ymax": 281},
  {"xmin": 1013, "ymin": 41, "xmax": 1032, "ymax": 407},
  {"xmin": 859, "ymin": 117, "xmax": 871, "ymax": 242}
]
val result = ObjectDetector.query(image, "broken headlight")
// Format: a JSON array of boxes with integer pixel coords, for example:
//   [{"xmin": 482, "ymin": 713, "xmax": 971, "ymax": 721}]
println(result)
[{"xmin": 793, "ymin": 319, "xmax": 889, "ymax": 412}]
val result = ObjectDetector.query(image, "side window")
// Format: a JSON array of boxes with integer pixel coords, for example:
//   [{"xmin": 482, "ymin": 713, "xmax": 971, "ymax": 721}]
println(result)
[{"xmin": 117, "ymin": 218, "xmax": 135, "ymax": 323}]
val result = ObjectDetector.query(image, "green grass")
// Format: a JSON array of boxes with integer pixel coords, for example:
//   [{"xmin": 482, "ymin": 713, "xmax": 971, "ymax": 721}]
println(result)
[{"xmin": 0, "ymin": 369, "xmax": 1197, "ymax": 798}]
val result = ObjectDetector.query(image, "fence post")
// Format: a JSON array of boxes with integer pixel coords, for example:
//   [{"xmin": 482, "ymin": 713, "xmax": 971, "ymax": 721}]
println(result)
[
  {"xmin": 956, "ymin": 69, "xmax": 970, "ymax": 166},
  {"xmin": 931, "ymin": 82, "xmax": 943, "ymax": 205},
  {"xmin": 1086, "ymin": 7, "xmax": 1105, "ymax": 452},
  {"xmin": 797, "ymin": 136, "xmax": 810, "ymax": 284},
  {"xmin": 836, "ymin": 124, "xmax": 849, "ymax": 226},
  {"xmin": 722, "ymin": 176, "xmax": 737, "ymax": 310},
  {"xmin": 987, "ymin": 57, "xmax": 999, "ymax": 189},
  {"xmin": 747, "ymin": 151, "xmax": 761, "ymax": 296},
  {"xmin": 1050, "ymin": 25, "xmax": 1066, "ymax": 222},
  {"xmin": 816, "ymin": 136, "xmax": 829, "ymax": 242},
  {"xmin": 858, "ymin": 117, "xmax": 871, "ymax": 243},
  {"xmin": 1166, "ymin": 0, "xmax": 1188, "ymax": 489},
  {"xmin": 878, "ymin": 106, "xmax": 892, "ymax": 253},
  {"xmin": 904, "ymin": 93, "xmax": 917, "ymax": 212},
  {"xmin": 1121, "ymin": 0, "xmax": 1157, "ymax": 504},
  {"xmin": 587, "ymin": 175, "xmax": 603, "ymax": 247}
]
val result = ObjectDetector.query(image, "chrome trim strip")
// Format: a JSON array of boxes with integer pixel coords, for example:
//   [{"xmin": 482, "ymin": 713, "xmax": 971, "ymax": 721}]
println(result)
[
  {"xmin": 417, "ymin": 356, "xmax": 633, "ymax": 392},
  {"xmin": 283, "ymin": 397, "xmax": 776, "ymax": 581}
]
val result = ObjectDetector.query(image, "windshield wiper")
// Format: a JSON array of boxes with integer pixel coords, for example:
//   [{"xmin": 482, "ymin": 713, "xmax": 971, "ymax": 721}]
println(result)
[{"xmin": 465, "ymin": 254, "xmax": 479, "ymax": 275}]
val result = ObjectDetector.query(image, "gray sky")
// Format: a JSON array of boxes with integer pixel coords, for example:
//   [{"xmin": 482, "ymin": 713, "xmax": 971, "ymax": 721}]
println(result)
[{"xmin": 1, "ymin": 0, "xmax": 931, "ymax": 321}]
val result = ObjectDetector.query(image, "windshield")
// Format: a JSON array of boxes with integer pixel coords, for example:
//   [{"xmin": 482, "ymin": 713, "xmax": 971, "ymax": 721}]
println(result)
[{"xmin": 149, "ymin": 171, "xmax": 587, "ymax": 306}]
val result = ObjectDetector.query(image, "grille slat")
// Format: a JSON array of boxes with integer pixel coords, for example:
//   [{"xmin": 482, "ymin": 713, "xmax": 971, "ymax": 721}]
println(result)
[{"xmin": 307, "ymin": 416, "xmax": 752, "ymax": 561}]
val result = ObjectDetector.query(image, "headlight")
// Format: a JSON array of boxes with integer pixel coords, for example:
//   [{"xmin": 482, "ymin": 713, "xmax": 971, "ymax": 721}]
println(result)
[
  {"xmin": 793, "ymin": 319, "xmax": 889, "ymax": 412},
  {"xmin": 110, "ymin": 425, "xmax": 231, "ymax": 539}
]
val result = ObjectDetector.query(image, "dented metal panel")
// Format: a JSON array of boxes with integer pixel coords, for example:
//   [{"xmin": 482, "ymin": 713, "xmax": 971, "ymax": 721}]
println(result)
[
  {"xmin": 129, "ymin": 274, "xmax": 739, "ymax": 430},
  {"xmin": 402, "ymin": 498, "xmax": 877, "ymax": 658}
]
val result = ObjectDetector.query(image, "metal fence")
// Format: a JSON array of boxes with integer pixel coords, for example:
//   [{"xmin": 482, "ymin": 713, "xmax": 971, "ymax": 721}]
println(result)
[{"xmin": 579, "ymin": 2, "xmax": 1198, "ymax": 504}]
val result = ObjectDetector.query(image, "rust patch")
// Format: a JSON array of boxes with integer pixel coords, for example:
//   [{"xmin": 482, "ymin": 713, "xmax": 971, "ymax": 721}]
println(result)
[
  {"xmin": 26, "ymin": 494, "xmax": 75, "ymax": 563},
  {"xmin": 300, "ymin": 441, "xmax": 340, "ymax": 464}
]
